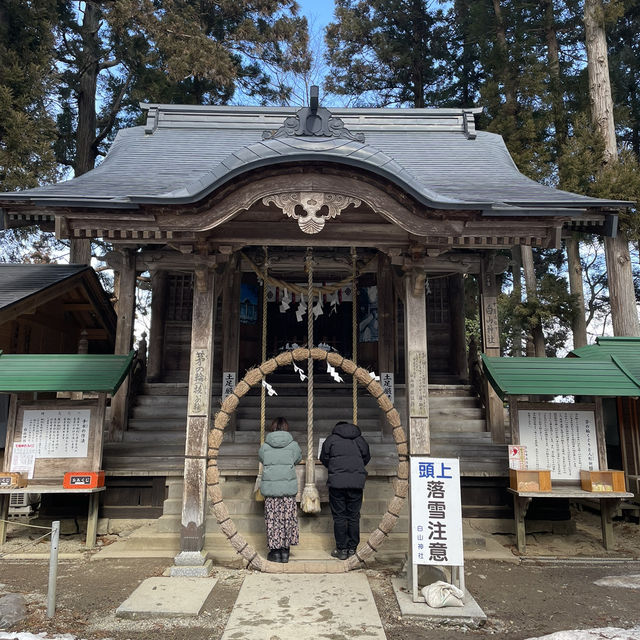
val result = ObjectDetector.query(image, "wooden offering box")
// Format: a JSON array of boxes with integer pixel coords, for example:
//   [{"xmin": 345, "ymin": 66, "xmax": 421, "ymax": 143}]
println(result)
[
  {"xmin": 510, "ymin": 469, "xmax": 552, "ymax": 492},
  {"xmin": 0, "ymin": 473, "xmax": 27, "ymax": 489},
  {"xmin": 580, "ymin": 470, "xmax": 625, "ymax": 493}
]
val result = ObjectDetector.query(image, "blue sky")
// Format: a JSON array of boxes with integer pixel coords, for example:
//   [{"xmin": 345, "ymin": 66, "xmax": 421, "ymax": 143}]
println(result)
[{"xmin": 296, "ymin": 0, "xmax": 335, "ymax": 31}]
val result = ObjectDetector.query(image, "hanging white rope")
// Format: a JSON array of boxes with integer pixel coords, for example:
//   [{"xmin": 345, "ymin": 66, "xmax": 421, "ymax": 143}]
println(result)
[
  {"xmin": 351, "ymin": 247, "xmax": 358, "ymax": 425},
  {"xmin": 254, "ymin": 247, "xmax": 270, "ymax": 502},
  {"xmin": 301, "ymin": 248, "xmax": 321, "ymax": 514}
]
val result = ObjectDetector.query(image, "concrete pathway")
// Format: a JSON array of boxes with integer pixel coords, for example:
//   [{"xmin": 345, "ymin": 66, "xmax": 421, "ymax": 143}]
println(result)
[
  {"xmin": 221, "ymin": 573, "xmax": 386, "ymax": 640},
  {"xmin": 115, "ymin": 577, "xmax": 218, "ymax": 619}
]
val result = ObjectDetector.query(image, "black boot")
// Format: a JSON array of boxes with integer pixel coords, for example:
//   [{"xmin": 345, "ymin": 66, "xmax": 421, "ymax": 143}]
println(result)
[
  {"xmin": 267, "ymin": 548, "xmax": 282, "ymax": 563},
  {"xmin": 280, "ymin": 547, "xmax": 290, "ymax": 563}
]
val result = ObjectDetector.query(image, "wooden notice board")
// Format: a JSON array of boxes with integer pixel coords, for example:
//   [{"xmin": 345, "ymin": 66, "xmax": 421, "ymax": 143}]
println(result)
[
  {"xmin": 3, "ymin": 395, "xmax": 106, "ymax": 481},
  {"xmin": 509, "ymin": 399, "xmax": 608, "ymax": 481}
]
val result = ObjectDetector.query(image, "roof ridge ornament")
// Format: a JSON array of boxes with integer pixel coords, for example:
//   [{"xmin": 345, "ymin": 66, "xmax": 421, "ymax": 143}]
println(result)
[{"xmin": 262, "ymin": 86, "xmax": 365, "ymax": 143}]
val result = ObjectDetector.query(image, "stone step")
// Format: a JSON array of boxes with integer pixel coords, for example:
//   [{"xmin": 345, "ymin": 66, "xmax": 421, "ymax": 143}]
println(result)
[
  {"xmin": 96, "ymin": 528, "xmax": 409, "ymax": 563},
  {"xmin": 429, "ymin": 396, "xmax": 479, "ymax": 408},
  {"xmin": 125, "ymin": 418, "xmax": 382, "ymax": 433},
  {"xmin": 103, "ymin": 456, "xmax": 399, "ymax": 476},
  {"xmin": 132, "ymin": 396, "xmax": 384, "ymax": 411},
  {"xmin": 120, "ymin": 429, "xmax": 394, "ymax": 445},
  {"xmin": 430, "ymin": 419, "xmax": 487, "ymax": 432},
  {"xmin": 155, "ymin": 513, "xmax": 410, "ymax": 535},
  {"xmin": 429, "ymin": 407, "xmax": 483, "ymax": 419},
  {"xmin": 430, "ymin": 431, "xmax": 492, "ymax": 442},
  {"xmin": 105, "ymin": 442, "xmax": 399, "ymax": 458},
  {"xmin": 162, "ymin": 496, "xmax": 403, "ymax": 517}
]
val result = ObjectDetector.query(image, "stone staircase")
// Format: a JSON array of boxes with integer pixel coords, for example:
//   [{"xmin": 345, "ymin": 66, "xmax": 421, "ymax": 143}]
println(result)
[
  {"xmin": 103, "ymin": 382, "xmax": 508, "ymax": 477},
  {"xmin": 102, "ymin": 381, "xmax": 510, "ymax": 530}
]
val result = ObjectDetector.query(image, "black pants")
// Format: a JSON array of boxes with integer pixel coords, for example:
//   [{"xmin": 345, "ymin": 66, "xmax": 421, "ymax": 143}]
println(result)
[{"xmin": 328, "ymin": 487, "xmax": 363, "ymax": 550}]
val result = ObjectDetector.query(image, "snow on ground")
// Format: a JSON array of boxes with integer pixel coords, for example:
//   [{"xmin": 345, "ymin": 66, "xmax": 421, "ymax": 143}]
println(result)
[
  {"xmin": 0, "ymin": 634, "xmax": 81, "ymax": 640},
  {"xmin": 527, "ymin": 627, "xmax": 640, "ymax": 640},
  {"xmin": 2, "ymin": 628, "xmax": 640, "ymax": 640}
]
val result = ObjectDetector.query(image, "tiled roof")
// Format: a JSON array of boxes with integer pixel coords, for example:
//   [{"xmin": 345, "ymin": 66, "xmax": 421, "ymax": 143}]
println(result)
[
  {"xmin": 0, "ymin": 104, "xmax": 629, "ymax": 214},
  {"xmin": 0, "ymin": 264, "xmax": 89, "ymax": 310}
]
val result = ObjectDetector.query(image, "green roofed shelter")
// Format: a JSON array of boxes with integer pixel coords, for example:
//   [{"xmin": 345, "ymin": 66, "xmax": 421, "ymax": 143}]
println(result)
[
  {"xmin": 570, "ymin": 336, "xmax": 640, "ymax": 360},
  {"xmin": 0, "ymin": 351, "xmax": 135, "ymax": 394},
  {"xmin": 481, "ymin": 353, "xmax": 640, "ymax": 400}
]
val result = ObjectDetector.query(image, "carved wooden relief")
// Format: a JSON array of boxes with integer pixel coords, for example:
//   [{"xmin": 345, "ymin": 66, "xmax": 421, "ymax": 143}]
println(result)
[{"xmin": 262, "ymin": 192, "xmax": 362, "ymax": 234}]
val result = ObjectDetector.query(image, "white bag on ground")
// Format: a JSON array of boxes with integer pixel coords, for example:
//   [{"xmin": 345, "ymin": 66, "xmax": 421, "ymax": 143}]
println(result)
[{"xmin": 422, "ymin": 581, "xmax": 465, "ymax": 608}]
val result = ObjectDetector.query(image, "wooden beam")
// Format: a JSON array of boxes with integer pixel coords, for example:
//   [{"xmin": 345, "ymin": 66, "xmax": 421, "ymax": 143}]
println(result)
[
  {"xmin": 480, "ymin": 253, "xmax": 505, "ymax": 443},
  {"xmin": 403, "ymin": 269, "xmax": 430, "ymax": 455},
  {"xmin": 63, "ymin": 303, "xmax": 93, "ymax": 311},
  {"xmin": 221, "ymin": 256, "xmax": 241, "ymax": 437},
  {"xmin": 378, "ymin": 254, "xmax": 395, "ymax": 435},
  {"xmin": 180, "ymin": 266, "xmax": 216, "ymax": 553},
  {"xmin": 449, "ymin": 273, "xmax": 468, "ymax": 381},
  {"xmin": 147, "ymin": 270, "xmax": 167, "ymax": 382},
  {"xmin": 70, "ymin": 238, "xmax": 91, "ymax": 265},
  {"xmin": 108, "ymin": 249, "xmax": 136, "ymax": 442}
]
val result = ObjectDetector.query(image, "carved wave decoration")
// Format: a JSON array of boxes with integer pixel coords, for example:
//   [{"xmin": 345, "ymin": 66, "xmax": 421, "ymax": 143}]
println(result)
[{"xmin": 262, "ymin": 192, "xmax": 362, "ymax": 234}]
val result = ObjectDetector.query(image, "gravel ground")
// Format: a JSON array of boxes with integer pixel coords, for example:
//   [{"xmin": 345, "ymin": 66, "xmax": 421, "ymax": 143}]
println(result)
[{"xmin": 0, "ymin": 508, "xmax": 639, "ymax": 639}]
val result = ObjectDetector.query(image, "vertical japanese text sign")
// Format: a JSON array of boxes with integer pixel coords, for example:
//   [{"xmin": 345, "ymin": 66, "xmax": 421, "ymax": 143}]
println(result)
[{"xmin": 410, "ymin": 457, "xmax": 463, "ymax": 566}]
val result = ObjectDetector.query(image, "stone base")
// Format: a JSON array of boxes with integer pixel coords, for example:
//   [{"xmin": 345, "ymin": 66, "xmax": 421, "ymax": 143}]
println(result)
[
  {"xmin": 174, "ymin": 550, "xmax": 208, "ymax": 566},
  {"xmin": 165, "ymin": 550, "xmax": 213, "ymax": 576},
  {"xmin": 166, "ymin": 559, "xmax": 213, "ymax": 577},
  {"xmin": 392, "ymin": 577, "xmax": 486, "ymax": 625}
]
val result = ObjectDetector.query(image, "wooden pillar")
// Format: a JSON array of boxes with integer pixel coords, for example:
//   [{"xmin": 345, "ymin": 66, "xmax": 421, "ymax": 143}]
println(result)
[
  {"xmin": 147, "ymin": 269, "xmax": 167, "ymax": 382},
  {"xmin": 108, "ymin": 249, "xmax": 136, "ymax": 442},
  {"xmin": 449, "ymin": 273, "xmax": 468, "ymax": 382},
  {"xmin": 378, "ymin": 255, "xmax": 395, "ymax": 435},
  {"xmin": 180, "ymin": 266, "xmax": 216, "ymax": 554},
  {"xmin": 480, "ymin": 253, "xmax": 505, "ymax": 443},
  {"xmin": 70, "ymin": 238, "xmax": 91, "ymax": 265},
  {"xmin": 404, "ymin": 267, "xmax": 429, "ymax": 596},
  {"xmin": 222, "ymin": 258, "xmax": 241, "ymax": 437},
  {"xmin": 403, "ymin": 269, "xmax": 429, "ymax": 455}
]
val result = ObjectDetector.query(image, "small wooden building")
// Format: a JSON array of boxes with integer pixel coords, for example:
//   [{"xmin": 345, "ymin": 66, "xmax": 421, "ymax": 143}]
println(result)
[
  {"xmin": 0, "ymin": 263, "xmax": 116, "ymax": 355},
  {"xmin": 0, "ymin": 97, "xmax": 627, "ymax": 561},
  {"xmin": 0, "ymin": 263, "xmax": 116, "ymax": 465}
]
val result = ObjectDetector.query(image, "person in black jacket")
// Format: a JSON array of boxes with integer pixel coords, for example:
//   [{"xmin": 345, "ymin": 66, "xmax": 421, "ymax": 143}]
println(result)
[{"xmin": 320, "ymin": 421, "xmax": 371, "ymax": 560}]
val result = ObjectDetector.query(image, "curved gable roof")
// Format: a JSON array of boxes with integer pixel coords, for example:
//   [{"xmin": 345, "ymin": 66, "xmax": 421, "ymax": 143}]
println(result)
[{"xmin": 0, "ymin": 104, "xmax": 630, "ymax": 215}]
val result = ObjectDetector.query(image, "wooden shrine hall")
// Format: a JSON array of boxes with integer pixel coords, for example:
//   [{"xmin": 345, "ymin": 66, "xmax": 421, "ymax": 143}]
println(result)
[{"xmin": 0, "ymin": 90, "xmax": 628, "ymax": 567}]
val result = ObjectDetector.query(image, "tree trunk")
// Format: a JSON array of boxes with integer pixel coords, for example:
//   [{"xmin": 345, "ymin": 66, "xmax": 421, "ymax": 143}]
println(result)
[
  {"xmin": 585, "ymin": 0, "xmax": 640, "ymax": 336},
  {"xmin": 521, "ymin": 245, "xmax": 546, "ymax": 356},
  {"xmin": 511, "ymin": 245, "xmax": 523, "ymax": 356},
  {"xmin": 491, "ymin": 0, "xmax": 517, "ymax": 114},
  {"xmin": 543, "ymin": 0, "xmax": 567, "ymax": 153},
  {"xmin": 605, "ymin": 234, "xmax": 640, "ymax": 336},
  {"xmin": 75, "ymin": 1, "xmax": 101, "ymax": 176},
  {"xmin": 566, "ymin": 235, "xmax": 588, "ymax": 348},
  {"xmin": 584, "ymin": 0, "xmax": 617, "ymax": 164},
  {"xmin": 455, "ymin": 0, "xmax": 474, "ymax": 106}
]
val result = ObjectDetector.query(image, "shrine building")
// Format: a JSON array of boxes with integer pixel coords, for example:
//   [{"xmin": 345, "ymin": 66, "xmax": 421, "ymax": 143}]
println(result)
[{"xmin": 0, "ymin": 93, "xmax": 628, "ymax": 567}]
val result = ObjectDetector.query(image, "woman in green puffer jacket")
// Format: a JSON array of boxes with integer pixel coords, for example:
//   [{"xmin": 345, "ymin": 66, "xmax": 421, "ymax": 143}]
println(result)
[{"xmin": 258, "ymin": 416, "xmax": 302, "ymax": 563}]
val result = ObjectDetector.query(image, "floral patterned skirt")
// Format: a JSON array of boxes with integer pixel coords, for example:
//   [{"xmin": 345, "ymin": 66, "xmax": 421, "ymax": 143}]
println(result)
[{"xmin": 264, "ymin": 496, "xmax": 299, "ymax": 550}]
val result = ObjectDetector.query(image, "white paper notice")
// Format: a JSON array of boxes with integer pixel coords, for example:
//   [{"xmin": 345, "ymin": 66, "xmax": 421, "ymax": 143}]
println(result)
[
  {"xmin": 518, "ymin": 409, "xmax": 599, "ymax": 480},
  {"xmin": 21, "ymin": 409, "xmax": 90, "ymax": 458},
  {"xmin": 10, "ymin": 442, "xmax": 36, "ymax": 479},
  {"xmin": 318, "ymin": 437, "xmax": 326, "ymax": 460},
  {"xmin": 508, "ymin": 445, "xmax": 528, "ymax": 470}
]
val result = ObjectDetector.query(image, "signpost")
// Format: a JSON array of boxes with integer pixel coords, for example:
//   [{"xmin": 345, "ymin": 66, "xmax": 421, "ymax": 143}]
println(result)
[{"xmin": 409, "ymin": 457, "xmax": 464, "ymax": 602}]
